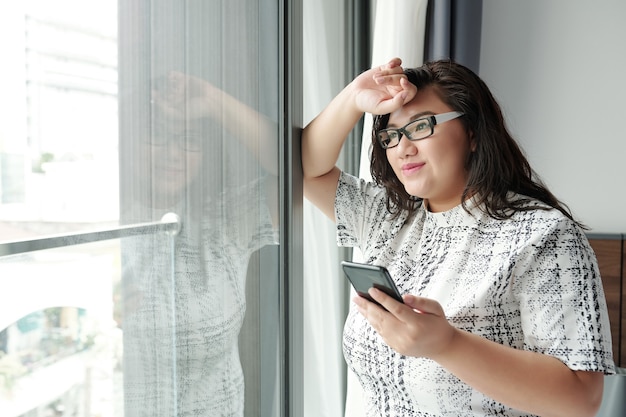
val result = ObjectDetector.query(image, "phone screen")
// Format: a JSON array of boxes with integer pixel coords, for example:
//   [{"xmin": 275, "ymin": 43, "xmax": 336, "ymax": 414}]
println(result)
[{"xmin": 341, "ymin": 261, "xmax": 403, "ymax": 308}]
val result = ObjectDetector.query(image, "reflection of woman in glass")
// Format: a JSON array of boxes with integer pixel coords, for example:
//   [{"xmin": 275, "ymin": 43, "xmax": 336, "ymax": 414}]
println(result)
[{"xmin": 120, "ymin": 71, "xmax": 278, "ymax": 417}]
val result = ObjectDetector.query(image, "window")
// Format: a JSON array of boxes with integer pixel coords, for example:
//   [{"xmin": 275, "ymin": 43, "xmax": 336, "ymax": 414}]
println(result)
[{"xmin": 0, "ymin": 1, "xmax": 295, "ymax": 416}]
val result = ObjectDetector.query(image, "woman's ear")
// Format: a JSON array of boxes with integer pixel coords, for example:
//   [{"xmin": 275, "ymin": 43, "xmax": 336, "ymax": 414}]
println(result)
[{"xmin": 469, "ymin": 131, "xmax": 477, "ymax": 152}]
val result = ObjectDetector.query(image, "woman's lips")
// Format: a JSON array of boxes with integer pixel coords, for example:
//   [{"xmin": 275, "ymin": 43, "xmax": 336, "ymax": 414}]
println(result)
[{"xmin": 401, "ymin": 162, "xmax": 425, "ymax": 175}]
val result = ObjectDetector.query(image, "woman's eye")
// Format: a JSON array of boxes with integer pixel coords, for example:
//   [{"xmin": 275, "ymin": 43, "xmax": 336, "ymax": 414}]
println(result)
[{"xmin": 415, "ymin": 122, "xmax": 428, "ymax": 131}]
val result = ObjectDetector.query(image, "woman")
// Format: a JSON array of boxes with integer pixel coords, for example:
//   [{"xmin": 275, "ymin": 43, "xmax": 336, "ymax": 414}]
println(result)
[
  {"xmin": 121, "ymin": 71, "xmax": 278, "ymax": 417},
  {"xmin": 302, "ymin": 58, "xmax": 614, "ymax": 417}
]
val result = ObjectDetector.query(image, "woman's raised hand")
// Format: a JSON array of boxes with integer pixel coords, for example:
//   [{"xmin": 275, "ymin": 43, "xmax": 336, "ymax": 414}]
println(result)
[
  {"xmin": 151, "ymin": 71, "xmax": 222, "ymax": 121},
  {"xmin": 352, "ymin": 58, "xmax": 417, "ymax": 115}
]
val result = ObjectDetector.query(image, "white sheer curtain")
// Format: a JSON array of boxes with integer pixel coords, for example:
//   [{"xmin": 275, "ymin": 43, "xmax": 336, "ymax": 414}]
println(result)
[
  {"xmin": 303, "ymin": 0, "xmax": 350, "ymax": 416},
  {"xmin": 346, "ymin": 1, "xmax": 429, "ymax": 416}
]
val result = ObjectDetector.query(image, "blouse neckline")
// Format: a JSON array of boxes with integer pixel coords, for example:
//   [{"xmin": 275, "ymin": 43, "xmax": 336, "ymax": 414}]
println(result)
[{"xmin": 422, "ymin": 197, "xmax": 482, "ymax": 228}]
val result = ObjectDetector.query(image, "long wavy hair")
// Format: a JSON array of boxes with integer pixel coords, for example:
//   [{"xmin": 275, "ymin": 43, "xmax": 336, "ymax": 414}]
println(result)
[{"xmin": 370, "ymin": 59, "xmax": 582, "ymax": 226}]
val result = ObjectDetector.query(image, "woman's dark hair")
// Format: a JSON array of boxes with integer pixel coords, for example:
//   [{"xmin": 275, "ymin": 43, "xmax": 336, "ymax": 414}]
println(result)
[{"xmin": 370, "ymin": 59, "xmax": 582, "ymax": 226}]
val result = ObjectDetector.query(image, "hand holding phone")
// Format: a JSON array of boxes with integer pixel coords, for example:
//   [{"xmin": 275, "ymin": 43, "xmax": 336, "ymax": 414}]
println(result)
[{"xmin": 341, "ymin": 261, "xmax": 403, "ymax": 309}]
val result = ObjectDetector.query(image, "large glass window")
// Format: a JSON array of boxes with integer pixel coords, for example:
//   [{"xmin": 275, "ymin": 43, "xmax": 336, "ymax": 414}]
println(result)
[{"xmin": 0, "ymin": 1, "xmax": 283, "ymax": 416}]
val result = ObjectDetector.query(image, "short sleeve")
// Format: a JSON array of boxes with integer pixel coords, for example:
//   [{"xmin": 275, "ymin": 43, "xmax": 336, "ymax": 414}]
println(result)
[
  {"xmin": 513, "ymin": 216, "xmax": 615, "ymax": 374},
  {"xmin": 219, "ymin": 176, "xmax": 278, "ymax": 252},
  {"xmin": 335, "ymin": 172, "xmax": 389, "ymax": 249}
]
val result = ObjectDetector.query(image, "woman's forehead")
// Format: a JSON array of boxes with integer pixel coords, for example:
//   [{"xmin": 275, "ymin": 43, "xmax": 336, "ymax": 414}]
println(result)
[{"xmin": 388, "ymin": 88, "xmax": 448, "ymax": 124}]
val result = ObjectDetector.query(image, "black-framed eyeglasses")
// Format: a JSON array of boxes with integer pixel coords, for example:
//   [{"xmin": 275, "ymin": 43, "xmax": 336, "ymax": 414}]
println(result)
[{"xmin": 376, "ymin": 111, "xmax": 464, "ymax": 149}]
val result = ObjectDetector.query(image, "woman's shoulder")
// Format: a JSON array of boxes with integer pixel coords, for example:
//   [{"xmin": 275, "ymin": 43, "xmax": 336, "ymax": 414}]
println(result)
[
  {"xmin": 337, "ymin": 171, "xmax": 388, "ymax": 207},
  {"xmin": 338, "ymin": 171, "xmax": 384, "ymax": 192},
  {"xmin": 489, "ymin": 194, "xmax": 585, "ymax": 244},
  {"xmin": 507, "ymin": 193, "xmax": 573, "ymax": 222}
]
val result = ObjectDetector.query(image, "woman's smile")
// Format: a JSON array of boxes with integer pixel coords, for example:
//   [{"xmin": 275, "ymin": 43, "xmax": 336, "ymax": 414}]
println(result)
[{"xmin": 401, "ymin": 161, "xmax": 425, "ymax": 176}]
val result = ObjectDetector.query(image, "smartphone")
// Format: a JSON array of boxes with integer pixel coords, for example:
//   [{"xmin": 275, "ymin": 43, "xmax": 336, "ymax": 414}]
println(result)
[{"xmin": 341, "ymin": 261, "xmax": 404, "ymax": 308}]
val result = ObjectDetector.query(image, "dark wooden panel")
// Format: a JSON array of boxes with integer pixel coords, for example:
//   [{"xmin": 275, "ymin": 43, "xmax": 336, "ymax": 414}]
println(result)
[
  {"xmin": 588, "ymin": 239, "xmax": 622, "ymax": 366},
  {"xmin": 622, "ymin": 242, "xmax": 626, "ymax": 368}
]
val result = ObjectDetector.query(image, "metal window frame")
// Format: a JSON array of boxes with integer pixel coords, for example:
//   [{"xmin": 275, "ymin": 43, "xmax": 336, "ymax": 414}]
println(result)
[{"xmin": 279, "ymin": 0, "xmax": 303, "ymax": 415}]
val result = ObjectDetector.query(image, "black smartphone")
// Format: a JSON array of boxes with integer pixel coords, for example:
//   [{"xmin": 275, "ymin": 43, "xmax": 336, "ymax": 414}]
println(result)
[{"xmin": 341, "ymin": 261, "xmax": 404, "ymax": 308}]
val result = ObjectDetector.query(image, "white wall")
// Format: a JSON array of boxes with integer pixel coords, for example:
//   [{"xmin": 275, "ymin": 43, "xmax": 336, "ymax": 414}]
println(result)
[{"xmin": 479, "ymin": 0, "xmax": 626, "ymax": 233}]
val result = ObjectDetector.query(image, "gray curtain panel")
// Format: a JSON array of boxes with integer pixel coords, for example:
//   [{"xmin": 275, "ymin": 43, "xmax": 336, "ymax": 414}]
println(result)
[{"xmin": 425, "ymin": 0, "xmax": 482, "ymax": 73}]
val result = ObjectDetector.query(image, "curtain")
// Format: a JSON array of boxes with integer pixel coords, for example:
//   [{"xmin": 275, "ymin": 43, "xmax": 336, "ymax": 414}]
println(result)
[
  {"xmin": 425, "ymin": 0, "xmax": 483, "ymax": 72},
  {"xmin": 118, "ymin": 2, "xmax": 281, "ymax": 416},
  {"xmin": 303, "ymin": 0, "xmax": 351, "ymax": 416}
]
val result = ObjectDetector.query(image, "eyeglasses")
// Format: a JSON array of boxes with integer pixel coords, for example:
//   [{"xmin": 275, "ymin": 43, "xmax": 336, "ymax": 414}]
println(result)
[
  {"xmin": 147, "ymin": 131, "xmax": 203, "ymax": 152},
  {"xmin": 376, "ymin": 111, "xmax": 464, "ymax": 149}
]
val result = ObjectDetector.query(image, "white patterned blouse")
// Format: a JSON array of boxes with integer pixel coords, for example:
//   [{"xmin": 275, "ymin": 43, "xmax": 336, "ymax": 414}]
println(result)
[{"xmin": 336, "ymin": 171, "xmax": 615, "ymax": 417}]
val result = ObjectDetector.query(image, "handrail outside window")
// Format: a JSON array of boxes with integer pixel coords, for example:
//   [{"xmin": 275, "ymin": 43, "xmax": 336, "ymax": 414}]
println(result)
[{"xmin": 0, "ymin": 214, "xmax": 181, "ymax": 258}]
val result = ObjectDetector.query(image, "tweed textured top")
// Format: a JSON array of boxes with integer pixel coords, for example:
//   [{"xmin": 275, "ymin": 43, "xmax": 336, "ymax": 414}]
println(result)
[
  {"xmin": 336, "ymin": 172, "xmax": 614, "ymax": 417},
  {"xmin": 122, "ymin": 179, "xmax": 276, "ymax": 417}
]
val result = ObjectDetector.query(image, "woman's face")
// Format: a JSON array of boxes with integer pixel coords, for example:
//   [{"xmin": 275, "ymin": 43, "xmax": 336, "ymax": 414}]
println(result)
[
  {"xmin": 137, "ymin": 116, "xmax": 204, "ymax": 205},
  {"xmin": 385, "ymin": 87, "xmax": 474, "ymax": 212}
]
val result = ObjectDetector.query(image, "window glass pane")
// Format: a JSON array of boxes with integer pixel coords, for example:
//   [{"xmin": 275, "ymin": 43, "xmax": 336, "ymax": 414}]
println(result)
[
  {"xmin": 0, "ymin": 240, "xmax": 128, "ymax": 417},
  {"xmin": 0, "ymin": 2, "xmax": 119, "ymax": 236},
  {"xmin": 0, "ymin": 1, "xmax": 281, "ymax": 416},
  {"xmin": 118, "ymin": 1, "xmax": 281, "ymax": 415}
]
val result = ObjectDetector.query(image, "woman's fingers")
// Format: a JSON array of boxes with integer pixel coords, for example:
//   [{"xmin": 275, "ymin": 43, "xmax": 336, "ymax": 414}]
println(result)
[
  {"xmin": 402, "ymin": 294, "xmax": 446, "ymax": 317},
  {"xmin": 364, "ymin": 289, "xmax": 455, "ymax": 358},
  {"xmin": 373, "ymin": 72, "xmax": 406, "ymax": 85},
  {"xmin": 378, "ymin": 57, "xmax": 403, "ymax": 73}
]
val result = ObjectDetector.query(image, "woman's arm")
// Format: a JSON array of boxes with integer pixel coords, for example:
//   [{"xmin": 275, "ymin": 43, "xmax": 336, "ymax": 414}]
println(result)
[
  {"xmin": 301, "ymin": 83, "xmax": 358, "ymax": 220},
  {"xmin": 301, "ymin": 58, "xmax": 416, "ymax": 220},
  {"xmin": 152, "ymin": 71, "xmax": 279, "ymax": 176},
  {"xmin": 357, "ymin": 291, "xmax": 604, "ymax": 417},
  {"xmin": 433, "ymin": 321, "xmax": 603, "ymax": 417}
]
